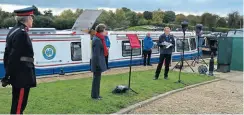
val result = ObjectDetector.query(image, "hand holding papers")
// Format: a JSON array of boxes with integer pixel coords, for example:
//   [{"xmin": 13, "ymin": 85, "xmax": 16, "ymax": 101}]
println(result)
[{"xmin": 161, "ymin": 41, "xmax": 173, "ymax": 49}]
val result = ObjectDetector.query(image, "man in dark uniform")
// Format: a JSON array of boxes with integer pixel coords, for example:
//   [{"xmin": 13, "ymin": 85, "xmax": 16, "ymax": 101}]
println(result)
[
  {"xmin": 154, "ymin": 27, "xmax": 175, "ymax": 80},
  {"xmin": 1, "ymin": 7, "xmax": 36, "ymax": 114}
]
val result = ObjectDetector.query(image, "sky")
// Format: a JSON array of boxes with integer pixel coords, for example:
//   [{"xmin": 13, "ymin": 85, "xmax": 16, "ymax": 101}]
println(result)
[{"xmin": 0, "ymin": 0, "xmax": 243, "ymax": 17}]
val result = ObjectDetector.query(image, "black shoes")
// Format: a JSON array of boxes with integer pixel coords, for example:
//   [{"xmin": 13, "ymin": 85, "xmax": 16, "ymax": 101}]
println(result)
[
  {"xmin": 153, "ymin": 74, "xmax": 168, "ymax": 80},
  {"xmin": 153, "ymin": 77, "xmax": 158, "ymax": 80},
  {"xmin": 164, "ymin": 75, "xmax": 168, "ymax": 80},
  {"xmin": 153, "ymin": 74, "xmax": 159, "ymax": 80}
]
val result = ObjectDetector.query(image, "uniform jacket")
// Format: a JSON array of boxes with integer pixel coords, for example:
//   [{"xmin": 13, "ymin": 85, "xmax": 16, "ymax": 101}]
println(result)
[
  {"xmin": 143, "ymin": 36, "xmax": 153, "ymax": 51},
  {"xmin": 157, "ymin": 33, "xmax": 175, "ymax": 54},
  {"xmin": 91, "ymin": 36, "xmax": 107, "ymax": 73},
  {"xmin": 3, "ymin": 22, "xmax": 36, "ymax": 88}
]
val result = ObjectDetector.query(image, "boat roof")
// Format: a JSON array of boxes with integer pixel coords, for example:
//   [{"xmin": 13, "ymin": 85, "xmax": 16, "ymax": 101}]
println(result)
[{"xmin": 227, "ymin": 28, "xmax": 243, "ymax": 37}]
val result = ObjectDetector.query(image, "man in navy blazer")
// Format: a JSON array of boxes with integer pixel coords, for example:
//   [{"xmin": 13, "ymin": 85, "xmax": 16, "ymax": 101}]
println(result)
[{"xmin": 154, "ymin": 27, "xmax": 175, "ymax": 80}]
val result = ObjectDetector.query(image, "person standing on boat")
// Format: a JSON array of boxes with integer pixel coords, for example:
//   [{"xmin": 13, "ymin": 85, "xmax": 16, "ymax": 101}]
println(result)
[
  {"xmin": 1, "ymin": 7, "xmax": 36, "ymax": 114},
  {"xmin": 143, "ymin": 33, "xmax": 154, "ymax": 66},
  {"xmin": 154, "ymin": 27, "xmax": 175, "ymax": 80},
  {"xmin": 104, "ymin": 31, "xmax": 111, "ymax": 69},
  {"xmin": 91, "ymin": 24, "xmax": 108, "ymax": 100}
]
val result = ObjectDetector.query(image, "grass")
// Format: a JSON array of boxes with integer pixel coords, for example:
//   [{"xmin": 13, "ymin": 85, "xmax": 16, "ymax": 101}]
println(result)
[
  {"xmin": 0, "ymin": 69, "xmax": 214, "ymax": 114},
  {"xmin": 126, "ymin": 26, "xmax": 150, "ymax": 31}
]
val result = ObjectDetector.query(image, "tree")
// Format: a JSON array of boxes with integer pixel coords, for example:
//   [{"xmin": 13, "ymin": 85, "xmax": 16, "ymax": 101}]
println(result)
[
  {"xmin": 43, "ymin": 10, "xmax": 53, "ymax": 17},
  {"xmin": 0, "ymin": 8, "xmax": 14, "ymax": 27},
  {"xmin": 97, "ymin": 10, "xmax": 110, "ymax": 24},
  {"xmin": 74, "ymin": 9, "xmax": 83, "ymax": 18},
  {"xmin": 121, "ymin": 7, "xmax": 131, "ymax": 13},
  {"xmin": 60, "ymin": 9, "xmax": 75, "ymax": 19},
  {"xmin": 143, "ymin": 11, "xmax": 153, "ymax": 20},
  {"xmin": 187, "ymin": 15, "xmax": 198, "ymax": 26},
  {"xmin": 97, "ymin": 10, "xmax": 116, "ymax": 29},
  {"xmin": 152, "ymin": 10, "xmax": 164, "ymax": 25},
  {"xmin": 195, "ymin": 16, "xmax": 201, "ymax": 24},
  {"xmin": 107, "ymin": 11, "xmax": 117, "ymax": 29},
  {"xmin": 216, "ymin": 17, "xmax": 227, "ymax": 27},
  {"xmin": 163, "ymin": 11, "xmax": 176, "ymax": 23},
  {"xmin": 175, "ymin": 14, "xmax": 186, "ymax": 24},
  {"xmin": 126, "ymin": 11, "xmax": 139, "ymax": 26},
  {"xmin": 201, "ymin": 13, "xmax": 218, "ymax": 29},
  {"xmin": 2, "ymin": 17, "xmax": 15, "ymax": 28},
  {"xmin": 54, "ymin": 9, "xmax": 77, "ymax": 29},
  {"xmin": 227, "ymin": 11, "xmax": 241, "ymax": 28},
  {"xmin": 237, "ymin": 16, "xmax": 243, "ymax": 28},
  {"xmin": 34, "ymin": 15, "xmax": 54, "ymax": 28},
  {"xmin": 114, "ymin": 9, "xmax": 130, "ymax": 28},
  {"xmin": 53, "ymin": 17, "xmax": 75, "ymax": 29},
  {"xmin": 138, "ymin": 18, "xmax": 148, "ymax": 25}
]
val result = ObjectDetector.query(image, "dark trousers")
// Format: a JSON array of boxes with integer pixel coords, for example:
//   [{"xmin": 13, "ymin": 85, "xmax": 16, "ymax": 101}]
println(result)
[
  {"xmin": 155, "ymin": 54, "xmax": 172, "ymax": 78},
  {"xmin": 11, "ymin": 87, "xmax": 30, "ymax": 114},
  {"xmin": 143, "ymin": 50, "xmax": 152, "ymax": 65},
  {"xmin": 105, "ymin": 55, "xmax": 109, "ymax": 69},
  {"xmin": 91, "ymin": 72, "xmax": 101, "ymax": 98}
]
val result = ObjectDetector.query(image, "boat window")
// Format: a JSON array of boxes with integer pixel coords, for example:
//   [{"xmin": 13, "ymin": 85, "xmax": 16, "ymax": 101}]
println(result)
[
  {"xmin": 71, "ymin": 42, "xmax": 82, "ymax": 61},
  {"xmin": 40, "ymin": 32, "xmax": 45, "ymax": 34},
  {"xmin": 32, "ymin": 32, "xmax": 37, "ymax": 34},
  {"xmin": 190, "ymin": 38, "xmax": 196, "ymax": 50},
  {"xmin": 176, "ymin": 39, "xmax": 190, "ymax": 52},
  {"xmin": 152, "ymin": 40, "xmax": 159, "ymax": 54},
  {"xmin": 122, "ymin": 41, "xmax": 141, "ymax": 57},
  {"xmin": 142, "ymin": 40, "xmax": 159, "ymax": 54}
]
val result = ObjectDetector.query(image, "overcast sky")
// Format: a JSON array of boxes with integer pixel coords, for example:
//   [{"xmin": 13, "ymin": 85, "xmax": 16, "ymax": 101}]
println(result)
[{"xmin": 0, "ymin": 0, "xmax": 243, "ymax": 16}]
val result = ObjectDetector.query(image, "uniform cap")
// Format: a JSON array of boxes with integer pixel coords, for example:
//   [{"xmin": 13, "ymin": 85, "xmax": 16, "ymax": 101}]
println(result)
[{"xmin": 14, "ymin": 7, "xmax": 35, "ymax": 16}]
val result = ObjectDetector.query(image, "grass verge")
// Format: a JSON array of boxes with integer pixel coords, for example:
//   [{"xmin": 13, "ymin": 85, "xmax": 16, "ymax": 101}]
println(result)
[
  {"xmin": 126, "ymin": 26, "xmax": 149, "ymax": 31},
  {"xmin": 0, "ymin": 69, "xmax": 214, "ymax": 114}
]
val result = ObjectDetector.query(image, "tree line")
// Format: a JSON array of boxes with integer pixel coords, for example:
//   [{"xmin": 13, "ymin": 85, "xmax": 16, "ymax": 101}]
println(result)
[{"xmin": 0, "ymin": 6, "xmax": 243, "ymax": 32}]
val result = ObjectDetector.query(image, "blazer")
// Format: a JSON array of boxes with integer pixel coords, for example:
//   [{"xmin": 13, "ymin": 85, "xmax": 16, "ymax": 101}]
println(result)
[{"xmin": 157, "ymin": 33, "xmax": 175, "ymax": 54}]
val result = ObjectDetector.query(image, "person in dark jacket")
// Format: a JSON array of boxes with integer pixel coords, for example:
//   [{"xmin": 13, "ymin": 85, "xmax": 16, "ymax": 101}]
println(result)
[
  {"xmin": 104, "ymin": 32, "xmax": 111, "ymax": 69},
  {"xmin": 154, "ymin": 27, "xmax": 175, "ymax": 80},
  {"xmin": 1, "ymin": 7, "xmax": 36, "ymax": 114},
  {"xmin": 91, "ymin": 24, "xmax": 108, "ymax": 100},
  {"xmin": 143, "ymin": 33, "xmax": 154, "ymax": 66}
]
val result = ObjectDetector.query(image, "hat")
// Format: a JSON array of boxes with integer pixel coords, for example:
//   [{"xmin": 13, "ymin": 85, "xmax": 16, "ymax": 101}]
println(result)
[{"xmin": 14, "ymin": 7, "xmax": 35, "ymax": 16}]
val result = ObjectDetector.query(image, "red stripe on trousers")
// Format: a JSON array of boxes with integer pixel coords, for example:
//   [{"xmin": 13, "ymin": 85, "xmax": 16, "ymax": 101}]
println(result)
[{"xmin": 17, "ymin": 88, "xmax": 24, "ymax": 114}]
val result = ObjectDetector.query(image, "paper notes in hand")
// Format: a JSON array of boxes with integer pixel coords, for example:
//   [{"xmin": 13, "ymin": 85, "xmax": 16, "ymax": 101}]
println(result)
[{"xmin": 161, "ymin": 42, "xmax": 173, "ymax": 49}]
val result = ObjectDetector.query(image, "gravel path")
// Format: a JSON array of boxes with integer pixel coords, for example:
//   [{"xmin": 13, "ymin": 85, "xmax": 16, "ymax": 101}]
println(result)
[{"xmin": 129, "ymin": 72, "xmax": 243, "ymax": 114}]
